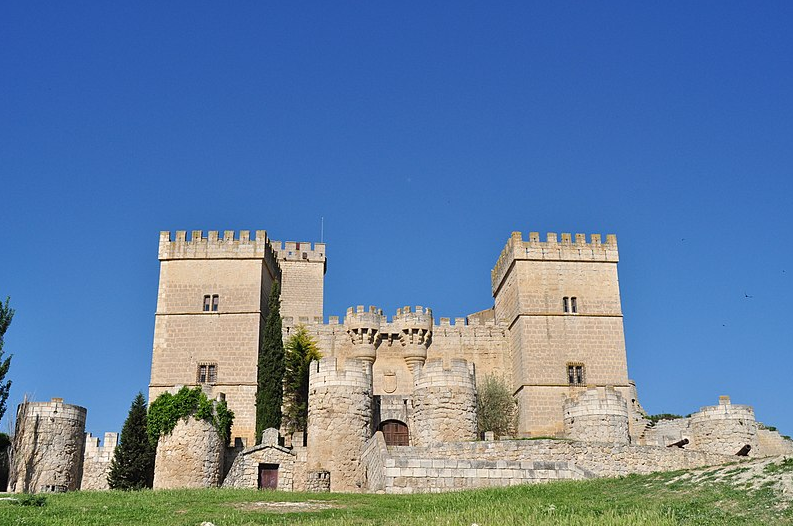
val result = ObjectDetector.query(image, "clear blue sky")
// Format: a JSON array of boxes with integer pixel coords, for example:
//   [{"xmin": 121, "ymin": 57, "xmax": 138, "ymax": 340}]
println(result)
[{"xmin": 2, "ymin": 3, "xmax": 791, "ymax": 439}]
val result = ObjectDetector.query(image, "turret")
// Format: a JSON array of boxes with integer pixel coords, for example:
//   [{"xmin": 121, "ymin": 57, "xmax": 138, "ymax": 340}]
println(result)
[
  {"xmin": 344, "ymin": 305, "xmax": 385, "ymax": 364},
  {"xmin": 393, "ymin": 306, "xmax": 433, "ymax": 374}
]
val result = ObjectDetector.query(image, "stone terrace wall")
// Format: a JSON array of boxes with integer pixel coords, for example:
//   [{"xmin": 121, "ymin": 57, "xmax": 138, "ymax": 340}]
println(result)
[
  {"xmin": 153, "ymin": 417, "xmax": 224, "ymax": 489},
  {"xmin": 362, "ymin": 436, "xmax": 739, "ymax": 494},
  {"xmin": 81, "ymin": 432, "xmax": 118, "ymax": 490},
  {"xmin": 757, "ymin": 429, "xmax": 793, "ymax": 457},
  {"xmin": 9, "ymin": 399, "xmax": 87, "ymax": 493}
]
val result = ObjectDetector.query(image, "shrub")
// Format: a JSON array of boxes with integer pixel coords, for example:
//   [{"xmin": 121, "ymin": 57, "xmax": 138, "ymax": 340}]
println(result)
[
  {"xmin": 476, "ymin": 374, "xmax": 517, "ymax": 438},
  {"xmin": 148, "ymin": 387, "xmax": 234, "ymax": 446}
]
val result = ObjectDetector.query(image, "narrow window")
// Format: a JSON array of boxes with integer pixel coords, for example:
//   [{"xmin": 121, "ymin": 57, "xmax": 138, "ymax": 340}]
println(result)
[
  {"xmin": 567, "ymin": 364, "xmax": 585, "ymax": 385},
  {"xmin": 563, "ymin": 297, "xmax": 570, "ymax": 313},
  {"xmin": 571, "ymin": 297, "xmax": 578, "ymax": 313},
  {"xmin": 203, "ymin": 295, "xmax": 211, "ymax": 312},
  {"xmin": 211, "ymin": 294, "xmax": 219, "ymax": 312}
]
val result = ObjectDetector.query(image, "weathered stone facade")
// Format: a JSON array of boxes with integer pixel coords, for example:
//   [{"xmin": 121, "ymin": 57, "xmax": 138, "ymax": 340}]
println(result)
[
  {"xmin": 9, "ymin": 398, "xmax": 87, "ymax": 493},
  {"xmin": 80, "ymin": 432, "xmax": 118, "ymax": 490},
  {"xmin": 152, "ymin": 417, "xmax": 224, "ymax": 489}
]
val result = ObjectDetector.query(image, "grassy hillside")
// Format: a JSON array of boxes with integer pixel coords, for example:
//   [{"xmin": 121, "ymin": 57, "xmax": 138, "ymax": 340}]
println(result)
[{"xmin": 1, "ymin": 456, "xmax": 791, "ymax": 526}]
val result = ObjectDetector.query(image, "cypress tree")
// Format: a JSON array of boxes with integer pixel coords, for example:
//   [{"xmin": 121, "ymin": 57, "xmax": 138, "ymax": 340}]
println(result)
[
  {"xmin": 0, "ymin": 297, "xmax": 14, "ymax": 425},
  {"xmin": 282, "ymin": 325, "xmax": 321, "ymax": 434},
  {"xmin": 255, "ymin": 280, "xmax": 284, "ymax": 444},
  {"xmin": 108, "ymin": 392, "xmax": 155, "ymax": 490}
]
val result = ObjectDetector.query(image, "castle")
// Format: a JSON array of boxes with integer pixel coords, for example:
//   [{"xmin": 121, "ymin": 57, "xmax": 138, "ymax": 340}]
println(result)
[
  {"xmin": 7, "ymin": 228, "xmax": 793, "ymax": 494},
  {"xmin": 149, "ymin": 230, "xmax": 631, "ymax": 443}
]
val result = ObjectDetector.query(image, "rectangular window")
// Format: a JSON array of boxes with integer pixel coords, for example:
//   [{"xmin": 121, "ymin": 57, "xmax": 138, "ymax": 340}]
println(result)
[
  {"xmin": 203, "ymin": 295, "xmax": 211, "ymax": 312},
  {"xmin": 197, "ymin": 363, "xmax": 217, "ymax": 384},
  {"xmin": 563, "ymin": 297, "xmax": 570, "ymax": 313},
  {"xmin": 571, "ymin": 297, "xmax": 578, "ymax": 313},
  {"xmin": 211, "ymin": 294, "xmax": 219, "ymax": 312},
  {"xmin": 567, "ymin": 364, "xmax": 584, "ymax": 385}
]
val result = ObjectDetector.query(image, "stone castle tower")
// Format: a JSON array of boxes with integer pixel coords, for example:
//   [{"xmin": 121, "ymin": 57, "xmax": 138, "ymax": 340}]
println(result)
[
  {"xmin": 149, "ymin": 228, "xmax": 631, "ymax": 444},
  {"xmin": 149, "ymin": 230, "xmax": 325, "ymax": 443},
  {"xmin": 491, "ymin": 232, "xmax": 629, "ymax": 436}
]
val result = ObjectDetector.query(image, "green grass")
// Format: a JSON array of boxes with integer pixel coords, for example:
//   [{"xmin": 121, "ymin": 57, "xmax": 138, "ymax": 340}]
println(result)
[{"xmin": 1, "ymin": 469, "xmax": 790, "ymax": 526}]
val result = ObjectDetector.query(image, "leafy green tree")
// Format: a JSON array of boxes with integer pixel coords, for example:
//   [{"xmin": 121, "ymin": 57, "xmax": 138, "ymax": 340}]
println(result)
[
  {"xmin": 476, "ymin": 374, "xmax": 517, "ymax": 438},
  {"xmin": 255, "ymin": 280, "xmax": 284, "ymax": 444},
  {"xmin": 0, "ymin": 297, "xmax": 14, "ymax": 424},
  {"xmin": 282, "ymin": 325, "xmax": 321, "ymax": 434},
  {"xmin": 108, "ymin": 393, "xmax": 155, "ymax": 490}
]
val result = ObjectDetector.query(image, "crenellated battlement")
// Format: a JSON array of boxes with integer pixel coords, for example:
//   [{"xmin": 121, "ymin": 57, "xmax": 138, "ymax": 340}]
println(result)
[
  {"xmin": 309, "ymin": 357, "xmax": 373, "ymax": 389},
  {"xmin": 158, "ymin": 230, "xmax": 279, "ymax": 267},
  {"xmin": 270, "ymin": 240, "xmax": 327, "ymax": 263},
  {"xmin": 491, "ymin": 231, "xmax": 619, "ymax": 293},
  {"xmin": 345, "ymin": 305, "xmax": 386, "ymax": 326},
  {"xmin": 415, "ymin": 357, "xmax": 476, "ymax": 380}
]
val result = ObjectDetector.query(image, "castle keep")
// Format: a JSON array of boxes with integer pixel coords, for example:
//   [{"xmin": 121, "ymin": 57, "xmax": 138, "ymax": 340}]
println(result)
[{"xmin": 9, "ymin": 227, "xmax": 793, "ymax": 493}]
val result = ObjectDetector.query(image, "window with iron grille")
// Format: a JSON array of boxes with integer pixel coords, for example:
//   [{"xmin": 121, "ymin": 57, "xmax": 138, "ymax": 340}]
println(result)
[
  {"xmin": 197, "ymin": 363, "xmax": 218, "ymax": 384},
  {"xmin": 567, "ymin": 363, "xmax": 585, "ymax": 385}
]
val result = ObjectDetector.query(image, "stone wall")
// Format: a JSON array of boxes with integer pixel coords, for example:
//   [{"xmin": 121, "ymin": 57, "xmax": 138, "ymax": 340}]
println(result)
[
  {"xmin": 306, "ymin": 357, "xmax": 373, "ymax": 492},
  {"xmin": 412, "ymin": 359, "xmax": 478, "ymax": 446},
  {"xmin": 80, "ymin": 432, "xmax": 118, "ymax": 490},
  {"xmin": 9, "ymin": 399, "xmax": 87, "ymax": 493},
  {"xmin": 153, "ymin": 417, "xmax": 224, "ymax": 489},
  {"xmin": 361, "ymin": 435, "xmax": 740, "ymax": 494},
  {"xmin": 689, "ymin": 396, "xmax": 759, "ymax": 456},
  {"xmin": 563, "ymin": 387, "xmax": 629, "ymax": 444},
  {"xmin": 756, "ymin": 428, "xmax": 793, "ymax": 457}
]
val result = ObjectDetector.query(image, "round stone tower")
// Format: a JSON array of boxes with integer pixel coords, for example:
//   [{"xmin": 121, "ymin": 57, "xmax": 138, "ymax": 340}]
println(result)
[
  {"xmin": 152, "ymin": 416, "xmax": 225, "ymax": 489},
  {"xmin": 306, "ymin": 357, "xmax": 373, "ymax": 492},
  {"xmin": 9, "ymin": 398, "xmax": 87, "ymax": 493},
  {"xmin": 412, "ymin": 358, "xmax": 478, "ymax": 446},
  {"xmin": 689, "ymin": 396, "xmax": 758, "ymax": 456},
  {"xmin": 563, "ymin": 386, "xmax": 630, "ymax": 444}
]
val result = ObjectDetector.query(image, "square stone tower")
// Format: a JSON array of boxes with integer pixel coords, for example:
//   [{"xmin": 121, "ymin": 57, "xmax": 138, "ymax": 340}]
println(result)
[
  {"xmin": 492, "ymin": 232, "xmax": 629, "ymax": 436},
  {"xmin": 149, "ymin": 230, "xmax": 281, "ymax": 443}
]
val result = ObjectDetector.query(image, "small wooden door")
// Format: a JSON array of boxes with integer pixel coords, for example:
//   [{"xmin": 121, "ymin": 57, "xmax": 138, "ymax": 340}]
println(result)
[
  {"xmin": 258, "ymin": 463, "xmax": 279, "ymax": 489},
  {"xmin": 379, "ymin": 420, "xmax": 409, "ymax": 446}
]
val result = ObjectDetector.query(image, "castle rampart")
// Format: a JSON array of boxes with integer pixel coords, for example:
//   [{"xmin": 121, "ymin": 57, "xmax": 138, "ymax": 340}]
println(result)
[
  {"xmin": 9, "ymin": 398, "xmax": 87, "ymax": 493},
  {"xmin": 491, "ymin": 231, "xmax": 618, "ymax": 295},
  {"xmin": 81, "ymin": 432, "xmax": 118, "ymax": 490}
]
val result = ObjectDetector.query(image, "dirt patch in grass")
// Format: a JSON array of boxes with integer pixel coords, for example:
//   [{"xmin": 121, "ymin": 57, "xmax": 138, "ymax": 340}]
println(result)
[{"xmin": 230, "ymin": 500, "xmax": 341, "ymax": 513}]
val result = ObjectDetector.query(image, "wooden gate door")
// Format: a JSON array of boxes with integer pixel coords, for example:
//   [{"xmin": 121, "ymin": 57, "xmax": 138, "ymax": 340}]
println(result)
[
  {"xmin": 258, "ymin": 463, "xmax": 279, "ymax": 489},
  {"xmin": 379, "ymin": 420, "xmax": 409, "ymax": 446}
]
